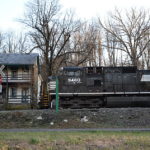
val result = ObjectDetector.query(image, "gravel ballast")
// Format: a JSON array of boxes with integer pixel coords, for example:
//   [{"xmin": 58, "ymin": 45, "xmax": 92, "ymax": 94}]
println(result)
[{"xmin": 0, "ymin": 108, "xmax": 150, "ymax": 128}]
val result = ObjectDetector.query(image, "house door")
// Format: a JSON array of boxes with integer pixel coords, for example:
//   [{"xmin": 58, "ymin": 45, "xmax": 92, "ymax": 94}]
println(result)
[
  {"xmin": 0, "ymin": 88, "xmax": 6, "ymax": 104},
  {"xmin": 22, "ymin": 88, "xmax": 29, "ymax": 103},
  {"xmin": 0, "ymin": 85, "xmax": 3, "ymax": 104}
]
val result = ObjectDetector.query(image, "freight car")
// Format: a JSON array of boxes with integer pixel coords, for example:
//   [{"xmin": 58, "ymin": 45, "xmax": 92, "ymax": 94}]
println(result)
[{"xmin": 48, "ymin": 66, "xmax": 150, "ymax": 108}]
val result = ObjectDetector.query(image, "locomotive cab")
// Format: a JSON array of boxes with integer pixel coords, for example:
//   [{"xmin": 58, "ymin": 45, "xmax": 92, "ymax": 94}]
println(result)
[
  {"xmin": 57, "ymin": 67, "xmax": 106, "ymax": 108},
  {"xmin": 60, "ymin": 67, "xmax": 84, "ymax": 93}
]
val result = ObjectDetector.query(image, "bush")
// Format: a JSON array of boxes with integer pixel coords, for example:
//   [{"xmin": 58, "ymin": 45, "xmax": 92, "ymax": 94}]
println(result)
[
  {"xmin": 6, "ymin": 104, "xmax": 31, "ymax": 110},
  {"xmin": 29, "ymin": 138, "xmax": 39, "ymax": 144}
]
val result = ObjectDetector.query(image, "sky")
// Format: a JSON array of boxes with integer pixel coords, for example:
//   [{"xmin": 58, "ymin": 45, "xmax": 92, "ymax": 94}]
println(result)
[{"xmin": 0, "ymin": 0, "xmax": 149, "ymax": 32}]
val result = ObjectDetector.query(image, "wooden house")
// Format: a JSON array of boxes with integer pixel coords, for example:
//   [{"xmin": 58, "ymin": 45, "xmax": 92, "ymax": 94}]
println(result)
[{"xmin": 0, "ymin": 53, "xmax": 41, "ymax": 109}]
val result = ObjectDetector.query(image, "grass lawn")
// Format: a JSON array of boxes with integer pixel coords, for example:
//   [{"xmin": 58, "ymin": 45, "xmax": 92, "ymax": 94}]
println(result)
[{"xmin": 0, "ymin": 131, "xmax": 150, "ymax": 150}]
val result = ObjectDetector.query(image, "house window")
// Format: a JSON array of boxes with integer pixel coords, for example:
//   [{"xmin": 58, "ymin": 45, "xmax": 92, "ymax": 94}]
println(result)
[
  {"xmin": 23, "ymin": 67, "xmax": 29, "ymax": 73},
  {"xmin": 11, "ymin": 88, "xmax": 17, "ymax": 98},
  {"xmin": 22, "ymin": 66, "xmax": 29, "ymax": 79},
  {"xmin": 22, "ymin": 88, "xmax": 29, "ymax": 103},
  {"xmin": 11, "ymin": 70, "xmax": 17, "ymax": 79}
]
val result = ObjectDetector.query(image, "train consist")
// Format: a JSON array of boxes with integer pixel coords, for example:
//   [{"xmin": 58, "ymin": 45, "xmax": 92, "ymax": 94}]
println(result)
[{"xmin": 48, "ymin": 66, "xmax": 150, "ymax": 108}]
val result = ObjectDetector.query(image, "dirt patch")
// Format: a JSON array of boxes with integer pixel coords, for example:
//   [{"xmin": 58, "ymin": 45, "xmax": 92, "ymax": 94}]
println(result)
[{"xmin": 90, "ymin": 138, "xmax": 122, "ymax": 148}]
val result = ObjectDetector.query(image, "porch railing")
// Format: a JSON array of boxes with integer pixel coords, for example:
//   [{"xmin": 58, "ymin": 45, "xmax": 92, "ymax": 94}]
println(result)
[
  {"xmin": 8, "ymin": 95, "xmax": 32, "ymax": 103},
  {"xmin": 2, "ymin": 74, "xmax": 32, "ymax": 82}
]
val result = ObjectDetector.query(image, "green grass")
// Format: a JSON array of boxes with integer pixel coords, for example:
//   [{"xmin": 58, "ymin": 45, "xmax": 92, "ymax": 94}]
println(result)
[{"xmin": 0, "ymin": 131, "xmax": 150, "ymax": 150}]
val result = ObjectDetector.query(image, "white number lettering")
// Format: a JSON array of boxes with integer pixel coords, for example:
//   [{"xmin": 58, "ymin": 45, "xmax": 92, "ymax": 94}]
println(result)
[{"xmin": 68, "ymin": 78, "xmax": 81, "ymax": 84}]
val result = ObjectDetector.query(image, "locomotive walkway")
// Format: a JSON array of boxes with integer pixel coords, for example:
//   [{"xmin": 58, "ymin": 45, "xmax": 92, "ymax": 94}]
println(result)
[{"xmin": 1, "ymin": 128, "xmax": 150, "ymax": 132}]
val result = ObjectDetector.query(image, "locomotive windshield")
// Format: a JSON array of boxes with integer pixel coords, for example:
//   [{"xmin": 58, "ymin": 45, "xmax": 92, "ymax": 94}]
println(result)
[
  {"xmin": 65, "ymin": 70, "xmax": 81, "ymax": 77},
  {"xmin": 63, "ymin": 67, "xmax": 83, "ymax": 77}
]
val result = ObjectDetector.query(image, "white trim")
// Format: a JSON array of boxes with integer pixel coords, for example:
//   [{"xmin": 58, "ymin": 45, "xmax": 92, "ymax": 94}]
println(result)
[{"xmin": 50, "ymin": 92, "xmax": 150, "ymax": 96}]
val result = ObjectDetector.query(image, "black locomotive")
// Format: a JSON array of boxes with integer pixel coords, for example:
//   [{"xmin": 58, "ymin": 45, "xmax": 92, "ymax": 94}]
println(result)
[{"xmin": 49, "ymin": 66, "xmax": 150, "ymax": 108}]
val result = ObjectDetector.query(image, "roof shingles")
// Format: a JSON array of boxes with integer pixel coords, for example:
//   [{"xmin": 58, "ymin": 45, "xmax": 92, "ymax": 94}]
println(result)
[{"xmin": 0, "ymin": 53, "xmax": 39, "ymax": 65}]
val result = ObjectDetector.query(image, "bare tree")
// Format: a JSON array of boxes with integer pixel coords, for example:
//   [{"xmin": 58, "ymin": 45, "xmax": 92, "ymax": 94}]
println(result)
[
  {"xmin": 20, "ymin": 0, "xmax": 79, "ymax": 80},
  {"xmin": 63, "ymin": 22, "xmax": 102, "ymax": 67},
  {"xmin": 103, "ymin": 31, "xmax": 119, "ymax": 66},
  {"xmin": 141, "ymin": 32, "xmax": 150, "ymax": 69},
  {"xmin": 99, "ymin": 8, "xmax": 150, "ymax": 67},
  {"xmin": 2, "ymin": 32, "xmax": 31, "ymax": 53},
  {"xmin": 17, "ymin": 33, "xmax": 32, "ymax": 53},
  {"xmin": 0, "ymin": 32, "xmax": 4, "ymax": 52}
]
